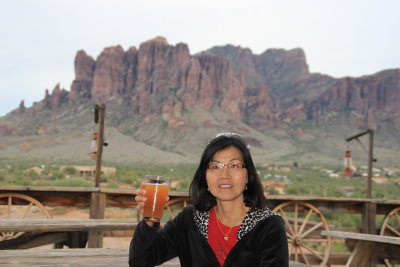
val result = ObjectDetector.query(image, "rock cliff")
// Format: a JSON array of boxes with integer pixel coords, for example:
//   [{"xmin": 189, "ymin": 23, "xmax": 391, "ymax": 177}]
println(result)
[{"xmin": 1, "ymin": 37, "xmax": 399, "ymax": 166}]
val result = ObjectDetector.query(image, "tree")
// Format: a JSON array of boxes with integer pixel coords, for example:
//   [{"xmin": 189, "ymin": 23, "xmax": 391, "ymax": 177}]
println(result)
[{"xmin": 63, "ymin": 166, "xmax": 77, "ymax": 175}]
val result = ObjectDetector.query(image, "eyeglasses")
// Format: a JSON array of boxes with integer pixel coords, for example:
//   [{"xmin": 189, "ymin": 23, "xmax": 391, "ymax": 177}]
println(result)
[
  {"xmin": 215, "ymin": 132, "xmax": 241, "ymax": 138},
  {"xmin": 207, "ymin": 162, "xmax": 246, "ymax": 172}
]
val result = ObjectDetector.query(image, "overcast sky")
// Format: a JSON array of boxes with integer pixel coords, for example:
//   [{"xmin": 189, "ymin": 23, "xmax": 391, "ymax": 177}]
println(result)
[{"xmin": 1, "ymin": 0, "xmax": 399, "ymax": 116}]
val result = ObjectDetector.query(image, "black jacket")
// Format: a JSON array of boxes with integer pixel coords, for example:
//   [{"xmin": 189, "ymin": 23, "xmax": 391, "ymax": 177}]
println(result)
[{"xmin": 129, "ymin": 205, "xmax": 288, "ymax": 267}]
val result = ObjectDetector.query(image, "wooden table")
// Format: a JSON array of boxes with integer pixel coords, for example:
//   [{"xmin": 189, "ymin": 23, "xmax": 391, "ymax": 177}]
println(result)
[
  {"xmin": 0, "ymin": 219, "xmax": 137, "ymax": 249},
  {"xmin": 321, "ymin": 230, "xmax": 400, "ymax": 267},
  {"xmin": 0, "ymin": 219, "xmax": 310, "ymax": 266},
  {"xmin": 0, "ymin": 219, "xmax": 137, "ymax": 232},
  {"xmin": 0, "ymin": 248, "xmax": 310, "ymax": 267},
  {"xmin": 0, "ymin": 248, "xmax": 179, "ymax": 267}
]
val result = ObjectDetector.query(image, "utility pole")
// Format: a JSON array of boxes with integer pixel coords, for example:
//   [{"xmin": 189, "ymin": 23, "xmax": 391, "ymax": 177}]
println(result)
[
  {"xmin": 94, "ymin": 104, "xmax": 106, "ymax": 187},
  {"xmin": 89, "ymin": 103, "xmax": 106, "ymax": 248},
  {"xmin": 345, "ymin": 129, "xmax": 375, "ymax": 199},
  {"xmin": 345, "ymin": 129, "xmax": 377, "ymax": 241}
]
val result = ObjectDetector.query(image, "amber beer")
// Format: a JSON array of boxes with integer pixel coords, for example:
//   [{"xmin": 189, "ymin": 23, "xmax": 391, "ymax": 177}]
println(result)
[{"xmin": 143, "ymin": 175, "xmax": 171, "ymax": 222}]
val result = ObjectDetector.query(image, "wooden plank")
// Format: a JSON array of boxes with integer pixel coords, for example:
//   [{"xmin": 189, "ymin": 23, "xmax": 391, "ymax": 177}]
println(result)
[
  {"xmin": 0, "ymin": 219, "xmax": 137, "ymax": 232},
  {"xmin": 2, "ymin": 185, "xmax": 400, "ymax": 204},
  {"xmin": 0, "ymin": 248, "xmax": 129, "ymax": 267},
  {"xmin": 288, "ymin": 261, "xmax": 311, "ymax": 267},
  {"xmin": 346, "ymin": 241, "xmax": 374, "ymax": 267},
  {"xmin": 0, "ymin": 248, "xmax": 307, "ymax": 267},
  {"xmin": 2, "ymin": 185, "xmax": 400, "ymax": 214},
  {"xmin": 0, "ymin": 186, "xmax": 100, "ymax": 193},
  {"xmin": 321, "ymin": 230, "xmax": 400, "ymax": 245}
]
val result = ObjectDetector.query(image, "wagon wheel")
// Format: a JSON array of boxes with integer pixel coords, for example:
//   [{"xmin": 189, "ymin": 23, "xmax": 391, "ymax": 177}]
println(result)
[
  {"xmin": 0, "ymin": 193, "xmax": 52, "ymax": 241},
  {"xmin": 380, "ymin": 207, "xmax": 400, "ymax": 267},
  {"xmin": 273, "ymin": 201, "xmax": 331, "ymax": 266},
  {"xmin": 164, "ymin": 198, "xmax": 191, "ymax": 220}
]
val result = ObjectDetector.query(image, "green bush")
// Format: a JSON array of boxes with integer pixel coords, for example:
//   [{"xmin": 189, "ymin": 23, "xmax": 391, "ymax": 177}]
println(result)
[
  {"xmin": 14, "ymin": 177, "xmax": 32, "ymax": 186},
  {"xmin": 266, "ymin": 187, "xmax": 279, "ymax": 195},
  {"xmin": 63, "ymin": 166, "xmax": 77, "ymax": 175},
  {"xmin": 52, "ymin": 172, "xmax": 65, "ymax": 180}
]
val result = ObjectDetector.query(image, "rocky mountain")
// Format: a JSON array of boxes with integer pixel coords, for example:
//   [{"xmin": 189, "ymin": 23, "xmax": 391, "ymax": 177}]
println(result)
[{"xmin": 1, "ymin": 37, "xmax": 399, "ymax": 167}]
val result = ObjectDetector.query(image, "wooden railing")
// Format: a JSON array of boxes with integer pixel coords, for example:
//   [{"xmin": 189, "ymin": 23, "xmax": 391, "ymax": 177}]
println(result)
[{"xmin": 1, "ymin": 186, "xmax": 399, "ymax": 266}]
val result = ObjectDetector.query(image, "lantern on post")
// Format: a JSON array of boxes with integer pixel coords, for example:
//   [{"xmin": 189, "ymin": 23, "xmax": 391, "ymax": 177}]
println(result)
[
  {"xmin": 90, "ymin": 105, "xmax": 101, "ymax": 160},
  {"xmin": 341, "ymin": 150, "xmax": 354, "ymax": 176}
]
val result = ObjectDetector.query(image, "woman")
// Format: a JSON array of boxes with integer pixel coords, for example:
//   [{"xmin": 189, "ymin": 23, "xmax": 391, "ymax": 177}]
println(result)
[{"xmin": 129, "ymin": 134, "xmax": 288, "ymax": 267}]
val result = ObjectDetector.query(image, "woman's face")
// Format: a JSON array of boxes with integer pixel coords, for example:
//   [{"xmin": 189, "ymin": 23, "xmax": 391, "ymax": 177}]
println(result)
[{"xmin": 206, "ymin": 146, "xmax": 248, "ymax": 204}]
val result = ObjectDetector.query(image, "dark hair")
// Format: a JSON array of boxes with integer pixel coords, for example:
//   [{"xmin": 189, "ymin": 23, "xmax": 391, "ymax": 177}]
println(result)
[{"xmin": 189, "ymin": 135, "xmax": 268, "ymax": 211}]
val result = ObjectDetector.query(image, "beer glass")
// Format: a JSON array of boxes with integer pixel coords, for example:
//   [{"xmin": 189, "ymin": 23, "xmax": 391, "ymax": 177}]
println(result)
[{"xmin": 143, "ymin": 175, "xmax": 171, "ymax": 222}]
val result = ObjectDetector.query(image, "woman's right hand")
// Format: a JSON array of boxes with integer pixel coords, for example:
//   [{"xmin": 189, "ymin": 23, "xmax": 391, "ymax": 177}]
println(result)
[
  {"xmin": 134, "ymin": 182, "xmax": 169, "ymax": 227},
  {"xmin": 135, "ymin": 182, "xmax": 147, "ymax": 217}
]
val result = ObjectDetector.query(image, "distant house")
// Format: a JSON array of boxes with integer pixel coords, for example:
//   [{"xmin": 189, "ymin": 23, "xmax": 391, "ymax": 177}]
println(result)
[
  {"xmin": 64, "ymin": 166, "xmax": 116, "ymax": 178},
  {"xmin": 261, "ymin": 181, "xmax": 285, "ymax": 194}
]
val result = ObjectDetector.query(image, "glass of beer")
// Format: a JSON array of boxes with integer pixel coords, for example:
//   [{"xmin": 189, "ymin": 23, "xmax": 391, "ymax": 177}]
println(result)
[{"xmin": 143, "ymin": 175, "xmax": 171, "ymax": 222}]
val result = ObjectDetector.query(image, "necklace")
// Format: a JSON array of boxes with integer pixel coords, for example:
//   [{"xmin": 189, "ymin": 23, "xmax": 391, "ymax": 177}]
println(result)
[
  {"xmin": 214, "ymin": 207, "xmax": 247, "ymax": 241},
  {"xmin": 215, "ymin": 217, "xmax": 233, "ymax": 241}
]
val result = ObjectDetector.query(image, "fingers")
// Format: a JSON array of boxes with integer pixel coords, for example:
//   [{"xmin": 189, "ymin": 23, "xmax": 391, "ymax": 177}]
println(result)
[{"xmin": 135, "ymin": 182, "xmax": 147, "ymax": 213}]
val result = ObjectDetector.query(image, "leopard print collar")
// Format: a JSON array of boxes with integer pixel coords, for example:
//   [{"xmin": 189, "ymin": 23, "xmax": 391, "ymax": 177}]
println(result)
[{"xmin": 194, "ymin": 207, "xmax": 277, "ymax": 240}]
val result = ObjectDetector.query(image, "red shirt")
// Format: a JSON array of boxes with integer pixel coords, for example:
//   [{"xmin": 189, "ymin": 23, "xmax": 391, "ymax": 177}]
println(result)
[{"xmin": 208, "ymin": 208, "xmax": 241, "ymax": 266}]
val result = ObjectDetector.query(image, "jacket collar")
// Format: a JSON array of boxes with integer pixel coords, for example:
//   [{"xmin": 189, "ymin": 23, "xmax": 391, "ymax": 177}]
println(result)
[{"xmin": 194, "ymin": 207, "xmax": 278, "ymax": 240}]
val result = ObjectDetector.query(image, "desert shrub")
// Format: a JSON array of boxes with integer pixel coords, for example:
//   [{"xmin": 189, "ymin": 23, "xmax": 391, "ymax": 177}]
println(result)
[
  {"xmin": 266, "ymin": 187, "xmax": 280, "ymax": 195},
  {"xmin": 52, "ymin": 172, "xmax": 65, "ymax": 180},
  {"xmin": 63, "ymin": 166, "xmax": 77, "ymax": 175},
  {"xmin": 14, "ymin": 177, "xmax": 32, "ymax": 186}
]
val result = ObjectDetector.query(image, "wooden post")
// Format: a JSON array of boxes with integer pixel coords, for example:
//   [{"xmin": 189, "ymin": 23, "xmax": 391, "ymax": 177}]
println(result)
[
  {"xmin": 88, "ymin": 192, "xmax": 106, "ymax": 248},
  {"xmin": 345, "ymin": 129, "xmax": 375, "ymax": 199},
  {"xmin": 89, "ymin": 103, "xmax": 106, "ymax": 248},
  {"xmin": 367, "ymin": 129, "xmax": 374, "ymax": 199},
  {"xmin": 95, "ymin": 104, "xmax": 106, "ymax": 188},
  {"xmin": 346, "ymin": 129, "xmax": 377, "ymax": 266}
]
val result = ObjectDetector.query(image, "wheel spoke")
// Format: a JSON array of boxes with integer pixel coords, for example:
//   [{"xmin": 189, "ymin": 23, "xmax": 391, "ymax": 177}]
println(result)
[
  {"xmin": 286, "ymin": 231, "xmax": 294, "ymax": 239},
  {"xmin": 301, "ymin": 222, "xmax": 323, "ymax": 239},
  {"xmin": 386, "ymin": 224, "xmax": 400, "ymax": 237},
  {"xmin": 298, "ymin": 246, "xmax": 311, "ymax": 265},
  {"xmin": 302, "ymin": 243, "xmax": 325, "ymax": 261},
  {"xmin": 298, "ymin": 209, "xmax": 313, "ymax": 236},
  {"xmin": 395, "ymin": 212, "xmax": 400, "ymax": 226},
  {"xmin": 22, "ymin": 203, "xmax": 34, "ymax": 219},
  {"xmin": 289, "ymin": 242, "xmax": 295, "ymax": 255},
  {"xmin": 294, "ymin": 204, "xmax": 298, "ymax": 235},
  {"xmin": 303, "ymin": 238, "xmax": 329, "ymax": 243},
  {"xmin": 278, "ymin": 208, "xmax": 296, "ymax": 237},
  {"xmin": 7, "ymin": 196, "xmax": 12, "ymax": 219}
]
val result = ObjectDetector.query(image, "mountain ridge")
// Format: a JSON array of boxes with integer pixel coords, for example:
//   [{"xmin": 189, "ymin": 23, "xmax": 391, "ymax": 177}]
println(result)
[{"xmin": 1, "ymin": 37, "xmax": 399, "ymax": 168}]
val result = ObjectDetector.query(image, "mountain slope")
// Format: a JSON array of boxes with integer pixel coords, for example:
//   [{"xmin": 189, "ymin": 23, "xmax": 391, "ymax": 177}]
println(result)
[{"xmin": 1, "ymin": 37, "xmax": 399, "ymax": 168}]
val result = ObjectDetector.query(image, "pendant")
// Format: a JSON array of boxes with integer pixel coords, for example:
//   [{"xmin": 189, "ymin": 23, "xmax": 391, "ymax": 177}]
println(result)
[{"xmin": 224, "ymin": 236, "xmax": 228, "ymax": 241}]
